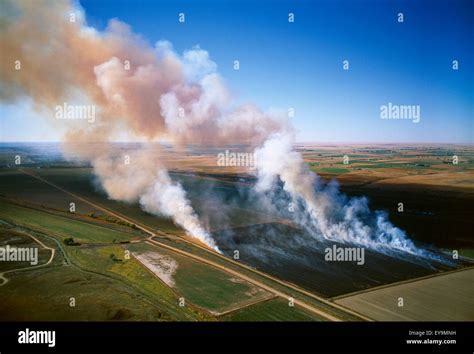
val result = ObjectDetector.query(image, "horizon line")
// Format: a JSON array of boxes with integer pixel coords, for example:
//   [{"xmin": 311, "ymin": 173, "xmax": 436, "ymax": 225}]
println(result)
[{"xmin": 1, "ymin": 141, "xmax": 473, "ymax": 146}]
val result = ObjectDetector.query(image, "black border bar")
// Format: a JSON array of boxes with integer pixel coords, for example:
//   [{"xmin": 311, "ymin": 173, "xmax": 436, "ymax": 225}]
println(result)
[{"xmin": 0, "ymin": 321, "xmax": 472, "ymax": 353}]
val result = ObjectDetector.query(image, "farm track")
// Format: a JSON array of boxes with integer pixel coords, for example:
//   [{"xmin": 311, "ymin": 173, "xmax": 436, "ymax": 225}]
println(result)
[{"xmin": 0, "ymin": 229, "xmax": 55, "ymax": 286}]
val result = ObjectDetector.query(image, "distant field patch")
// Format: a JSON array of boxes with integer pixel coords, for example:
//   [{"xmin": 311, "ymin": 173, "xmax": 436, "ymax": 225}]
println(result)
[{"xmin": 318, "ymin": 167, "xmax": 350, "ymax": 174}]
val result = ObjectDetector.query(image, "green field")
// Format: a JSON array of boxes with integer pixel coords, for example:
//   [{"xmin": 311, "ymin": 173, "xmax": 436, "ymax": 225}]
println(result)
[
  {"xmin": 459, "ymin": 248, "xmax": 474, "ymax": 260},
  {"xmin": 0, "ymin": 167, "xmax": 181, "ymax": 235},
  {"xmin": 0, "ymin": 198, "xmax": 323, "ymax": 321},
  {"xmin": 0, "ymin": 201, "xmax": 137, "ymax": 244},
  {"xmin": 67, "ymin": 244, "xmax": 208, "ymax": 321},
  {"xmin": 0, "ymin": 227, "xmax": 52, "ymax": 272},
  {"xmin": 0, "ymin": 169, "xmax": 101, "ymax": 215},
  {"xmin": 0, "ymin": 223, "xmax": 179, "ymax": 321},
  {"xmin": 221, "ymin": 298, "xmax": 322, "ymax": 321},
  {"xmin": 126, "ymin": 242, "xmax": 271, "ymax": 314},
  {"xmin": 318, "ymin": 167, "xmax": 350, "ymax": 174},
  {"xmin": 33, "ymin": 168, "xmax": 183, "ymax": 234},
  {"xmin": 0, "ymin": 203, "xmax": 209, "ymax": 321},
  {"xmin": 0, "ymin": 265, "xmax": 173, "ymax": 321}
]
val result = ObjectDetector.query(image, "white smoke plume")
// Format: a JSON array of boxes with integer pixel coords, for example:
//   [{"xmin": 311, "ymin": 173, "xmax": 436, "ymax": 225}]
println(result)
[
  {"xmin": 86, "ymin": 148, "xmax": 218, "ymax": 251},
  {"xmin": 1, "ymin": 0, "xmax": 445, "ymax": 259},
  {"xmin": 140, "ymin": 169, "xmax": 219, "ymax": 251},
  {"xmin": 254, "ymin": 132, "xmax": 436, "ymax": 258}
]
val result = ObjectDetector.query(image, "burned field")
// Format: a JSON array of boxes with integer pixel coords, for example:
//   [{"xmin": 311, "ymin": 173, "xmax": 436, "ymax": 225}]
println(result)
[
  {"xmin": 174, "ymin": 167, "xmax": 472, "ymax": 298},
  {"xmin": 149, "ymin": 147, "xmax": 474, "ymax": 299},
  {"xmin": 213, "ymin": 222, "xmax": 464, "ymax": 298}
]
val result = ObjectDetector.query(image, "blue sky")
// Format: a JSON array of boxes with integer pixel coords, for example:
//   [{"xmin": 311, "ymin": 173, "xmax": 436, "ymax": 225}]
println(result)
[{"xmin": 2, "ymin": 0, "xmax": 473, "ymax": 143}]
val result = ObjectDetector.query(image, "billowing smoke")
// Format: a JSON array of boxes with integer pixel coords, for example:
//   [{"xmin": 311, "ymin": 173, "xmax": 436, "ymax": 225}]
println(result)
[
  {"xmin": 253, "ymin": 132, "xmax": 446, "ymax": 261},
  {"xmin": 140, "ymin": 169, "xmax": 219, "ymax": 251},
  {"xmin": 88, "ymin": 148, "xmax": 219, "ymax": 251},
  {"xmin": 0, "ymin": 0, "xmax": 442, "ymax": 258}
]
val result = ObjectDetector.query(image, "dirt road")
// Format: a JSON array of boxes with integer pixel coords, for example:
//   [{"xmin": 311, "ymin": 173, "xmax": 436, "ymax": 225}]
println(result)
[{"xmin": 0, "ymin": 230, "xmax": 55, "ymax": 286}]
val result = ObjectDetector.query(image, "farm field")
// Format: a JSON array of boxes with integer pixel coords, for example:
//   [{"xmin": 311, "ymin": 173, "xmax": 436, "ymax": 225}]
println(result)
[
  {"xmin": 0, "ymin": 2, "xmax": 472, "ymax": 346},
  {"xmin": 66, "ymin": 244, "xmax": 209, "ymax": 321},
  {"xmin": 0, "ymin": 227, "xmax": 52, "ymax": 272},
  {"xmin": 0, "ymin": 204, "xmax": 209, "ymax": 321},
  {"xmin": 0, "ymin": 169, "xmax": 101, "ymax": 215},
  {"xmin": 32, "ymin": 168, "xmax": 183, "ymax": 235},
  {"xmin": 335, "ymin": 268, "xmax": 474, "ymax": 321},
  {"xmin": 126, "ymin": 242, "xmax": 272, "ymax": 315},
  {"xmin": 221, "ymin": 298, "xmax": 321, "ymax": 321},
  {"xmin": 213, "ymin": 222, "xmax": 461, "ymax": 297},
  {"xmin": 0, "ymin": 201, "xmax": 137, "ymax": 244},
  {"xmin": 0, "ymin": 265, "xmax": 174, "ymax": 321}
]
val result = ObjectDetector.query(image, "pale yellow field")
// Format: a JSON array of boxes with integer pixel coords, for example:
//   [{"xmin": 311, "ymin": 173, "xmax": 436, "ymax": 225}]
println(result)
[{"xmin": 335, "ymin": 268, "xmax": 474, "ymax": 321}]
